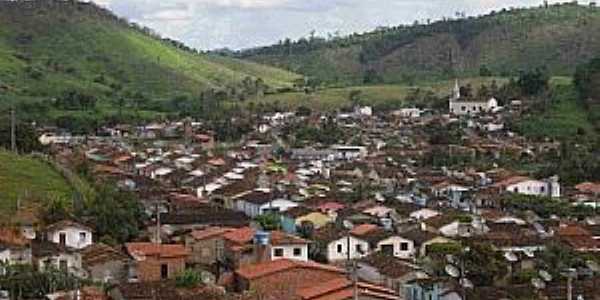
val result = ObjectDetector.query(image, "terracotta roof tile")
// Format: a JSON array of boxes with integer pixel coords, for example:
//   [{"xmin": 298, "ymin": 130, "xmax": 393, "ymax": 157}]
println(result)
[
  {"xmin": 189, "ymin": 227, "xmax": 235, "ymax": 241},
  {"xmin": 223, "ymin": 227, "xmax": 255, "ymax": 245},
  {"xmin": 125, "ymin": 243, "xmax": 189, "ymax": 259}
]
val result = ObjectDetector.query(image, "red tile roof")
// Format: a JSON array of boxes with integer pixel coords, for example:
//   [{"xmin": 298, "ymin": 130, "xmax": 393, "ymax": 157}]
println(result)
[
  {"xmin": 270, "ymin": 231, "xmax": 310, "ymax": 246},
  {"xmin": 125, "ymin": 242, "xmax": 189, "ymax": 259},
  {"xmin": 350, "ymin": 224, "xmax": 378, "ymax": 236},
  {"xmin": 223, "ymin": 227, "xmax": 255, "ymax": 245},
  {"xmin": 190, "ymin": 227, "xmax": 235, "ymax": 241},
  {"xmin": 235, "ymin": 259, "xmax": 344, "ymax": 280}
]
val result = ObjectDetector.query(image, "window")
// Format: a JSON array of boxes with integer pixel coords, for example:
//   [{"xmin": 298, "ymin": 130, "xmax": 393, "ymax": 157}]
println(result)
[
  {"xmin": 540, "ymin": 186, "xmax": 546, "ymax": 193},
  {"xmin": 461, "ymin": 106, "xmax": 466, "ymax": 111},
  {"xmin": 356, "ymin": 244, "xmax": 363, "ymax": 254},
  {"xmin": 274, "ymin": 248, "xmax": 284, "ymax": 257},
  {"xmin": 337, "ymin": 244, "xmax": 343, "ymax": 253},
  {"xmin": 293, "ymin": 248, "xmax": 302, "ymax": 257},
  {"xmin": 513, "ymin": 187, "xmax": 519, "ymax": 193},
  {"xmin": 59, "ymin": 259, "xmax": 68, "ymax": 271},
  {"xmin": 79, "ymin": 232, "xmax": 87, "ymax": 242},
  {"xmin": 400, "ymin": 242, "xmax": 409, "ymax": 251},
  {"xmin": 160, "ymin": 264, "xmax": 168, "ymax": 279}
]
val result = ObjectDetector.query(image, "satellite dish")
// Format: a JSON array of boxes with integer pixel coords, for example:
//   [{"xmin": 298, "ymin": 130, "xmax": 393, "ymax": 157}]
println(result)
[
  {"xmin": 504, "ymin": 252, "xmax": 518, "ymax": 262},
  {"xmin": 343, "ymin": 220, "xmax": 354, "ymax": 230},
  {"xmin": 539, "ymin": 270, "xmax": 552, "ymax": 282},
  {"xmin": 460, "ymin": 278, "xmax": 474, "ymax": 289},
  {"xmin": 445, "ymin": 264, "xmax": 460, "ymax": 278},
  {"xmin": 531, "ymin": 277, "xmax": 546, "ymax": 290}
]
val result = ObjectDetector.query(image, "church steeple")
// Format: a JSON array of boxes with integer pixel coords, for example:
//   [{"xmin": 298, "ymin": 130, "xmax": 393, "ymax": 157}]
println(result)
[{"xmin": 452, "ymin": 79, "xmax": 461, "ymax": 101}]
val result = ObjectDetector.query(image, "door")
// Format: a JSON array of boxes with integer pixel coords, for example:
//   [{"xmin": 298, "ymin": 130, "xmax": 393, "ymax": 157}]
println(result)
[
  {"xmin": 160, "ymin": 264, "xmax": 168, "ymax": 279},
  {"xmin": 59, "ymin": 233, "xmax": 66, "ymax": 246},
  {"xmin": 380, "ymin": 244, "xmax": 394, "ymax": 255}
]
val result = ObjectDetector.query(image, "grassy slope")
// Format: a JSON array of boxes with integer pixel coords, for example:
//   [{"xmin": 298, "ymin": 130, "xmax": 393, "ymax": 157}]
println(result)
[
  {"xmin": 0, "ymin": 151, "xmax": 72, "ymax": 215},
  {"xmin": 253, "ymin": 77, "xmax": 508, "ymax": 111},
  {"xmin": 0, "ymin": 1, "xmax": 300, "ymax": 101},
  {"xmin": 241, "ymin": 4, "xmax": 600, "ymax": 85}
]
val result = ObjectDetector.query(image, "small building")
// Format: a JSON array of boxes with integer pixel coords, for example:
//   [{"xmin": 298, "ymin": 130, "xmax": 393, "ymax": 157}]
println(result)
[
  {"xmin": 46, "ymin": 220, "xmax": 93, "ymax": 250},
  {"xmin": 82, "ymin": 243, "xmax": 130, "ymax": 283},
  {"xmin": 125, "ymin": 243, "xmax": 189, "ymax": 282}
]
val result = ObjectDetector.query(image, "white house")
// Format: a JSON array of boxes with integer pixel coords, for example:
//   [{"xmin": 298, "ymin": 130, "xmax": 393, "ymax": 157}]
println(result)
[
  {"xmin": 234, "ymin": 190, "xmax": 299, "ymax": 218},
  {"xmin": 449, "ymin": 80, "xmax": 498, "ymax": 116},
  {"xmin": 375, "ymin": 236, "xmax": 415, "ymax": 260},
  {"xmin": 326, "ymin": 235, "xmax": 370, "ymax": 262},
  {"xmin": 46, "ymin": 221, "xmax": 93, "ymax": 250},
  {"xmin": 269, "ymin": 231, "xmax": 310, "ymax": 262},
  {"xmin": 494, "ymin": 176, "xmax": 561, "ymax": 198}
]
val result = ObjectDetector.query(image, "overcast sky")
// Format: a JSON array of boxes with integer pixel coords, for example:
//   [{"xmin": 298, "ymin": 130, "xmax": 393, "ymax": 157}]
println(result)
[{"xmin": 94, "ymin": 0, "xmax": 589, "ymax": 50}]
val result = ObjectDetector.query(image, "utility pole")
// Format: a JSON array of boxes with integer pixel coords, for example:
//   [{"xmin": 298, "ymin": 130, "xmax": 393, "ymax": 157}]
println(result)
[{"xmin": 10, "ymin": 105, "xmax": 16, "ymax": 153}]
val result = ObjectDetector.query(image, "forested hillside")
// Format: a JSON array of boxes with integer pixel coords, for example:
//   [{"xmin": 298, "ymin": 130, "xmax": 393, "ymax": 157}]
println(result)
[{"xmin": 239, "ymin": 3, "xmax": 600, "ymax": 85}]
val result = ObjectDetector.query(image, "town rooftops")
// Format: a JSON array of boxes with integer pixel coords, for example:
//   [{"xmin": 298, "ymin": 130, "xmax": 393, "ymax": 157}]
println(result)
[
  {"xmin": 125, "ymin": 242, "xmax": 189, "ymax": 259},
  {"xmin": 189, "ymin": 227, "xmax": 235, "ymax": 241},
  {"xmin": 235, "ymin": 258, "xmax": 344, "ymax": 280}
]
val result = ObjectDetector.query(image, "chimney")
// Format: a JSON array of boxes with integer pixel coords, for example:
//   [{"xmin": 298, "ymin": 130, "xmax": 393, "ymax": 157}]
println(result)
[{"xmin": 254, "ymin": 231, "xmax": 271, "ymax": 263}]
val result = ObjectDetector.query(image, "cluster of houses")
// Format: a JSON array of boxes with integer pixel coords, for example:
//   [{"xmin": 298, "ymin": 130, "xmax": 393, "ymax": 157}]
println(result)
[{"xmin": 5, "ymin": 83, "xmax": 600, "ymax": 300}]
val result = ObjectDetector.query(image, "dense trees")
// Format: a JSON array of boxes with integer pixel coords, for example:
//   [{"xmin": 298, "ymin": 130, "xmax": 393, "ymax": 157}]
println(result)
[{"xmin": 0, "ymin": 265, "xmax": 83, "ymax": 300}]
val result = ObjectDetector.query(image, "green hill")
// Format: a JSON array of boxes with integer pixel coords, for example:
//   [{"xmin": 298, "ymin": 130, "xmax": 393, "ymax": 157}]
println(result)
[
  {"xmin": 0, "ymin": 150, "xmax": 72, "ymax": 217},
  {"xmin": 0, "ymin": 0, "xmax": 300, "ymax": 107},
  {"xmin": 239, "ymin": 3, "xmax": 600, "ymax": 85}
]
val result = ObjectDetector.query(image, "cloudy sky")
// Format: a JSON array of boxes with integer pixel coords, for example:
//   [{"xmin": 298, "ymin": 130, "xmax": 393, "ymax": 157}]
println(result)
[{"xmin": 95, "ymin": 0, "xmax": 588, "ymax": 50}]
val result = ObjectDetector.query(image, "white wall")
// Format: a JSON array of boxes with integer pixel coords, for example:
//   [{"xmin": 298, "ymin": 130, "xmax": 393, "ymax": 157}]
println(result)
[
  {"xmin": 506, "ymin": 180, "xmax": 560, "ymax": 197},
  {"xmin": 48, "ymin": 227, "xmax": 92, "ymax": 249},
  {"xmin": 270, "ymin": 244, "xmax": 309, "ymax": 262},
  {"xmin": 376, "ymin": 236, "xmax": 415, "ymax": 260},
  {"xmin": 327, "ymin": 236, "xmax": 370, "ymax": 262}
]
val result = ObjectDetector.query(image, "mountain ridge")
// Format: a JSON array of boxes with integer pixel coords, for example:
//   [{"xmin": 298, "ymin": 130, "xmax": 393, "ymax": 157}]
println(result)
[{"xmin": 236, "ymin": 2, "xmax": 600, "ymax": 85}]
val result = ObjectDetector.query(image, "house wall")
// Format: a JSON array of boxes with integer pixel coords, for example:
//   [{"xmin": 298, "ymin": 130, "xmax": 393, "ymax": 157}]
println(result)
[
  {"xmin": 236, "ymin": 200, "xmax": 261, "ymax": 218},
  {"xmin": 0, "ymin": 248, "xmax": 31, "ymax": 265},
  {"xmin": 506, "ymin": 180, "xmax": 557, "ymax": 197},
  {"xmin": 185, "ymin": 236, "xmax": 226, "ymax": 266},
  {"xmin": 376, "ymin": 236, "xmax": 415, "ymax": 259},
  {"xmin": 270, "ymin": 244, "xmax": 308, "ymax": 262},
  {"xmin": 47, "ymin": 227, "xmax": 92, "ymax": 249},
  {"xmin": 87, "ymin": 260, "xmax": 128, "ymax": 283},
  {"xmin": 38, "ymin": 252, "xmax": 82, "ymax": 274},
  {"xmin": 134, "ymin": 256, "xmax": 185, "ymax": 282},
  {"xmin": 327, "ymin": 236, "xmax": 370, "ymax": 262},
  {"xmin": 450, "ymin": 101, "xmax": 489, "ymax": 115}
]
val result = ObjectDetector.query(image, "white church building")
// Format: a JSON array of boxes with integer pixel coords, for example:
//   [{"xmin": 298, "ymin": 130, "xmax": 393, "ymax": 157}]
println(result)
[{"xmin": 449, "ymin": 80, "xmax": 498, "ymax": 115}]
